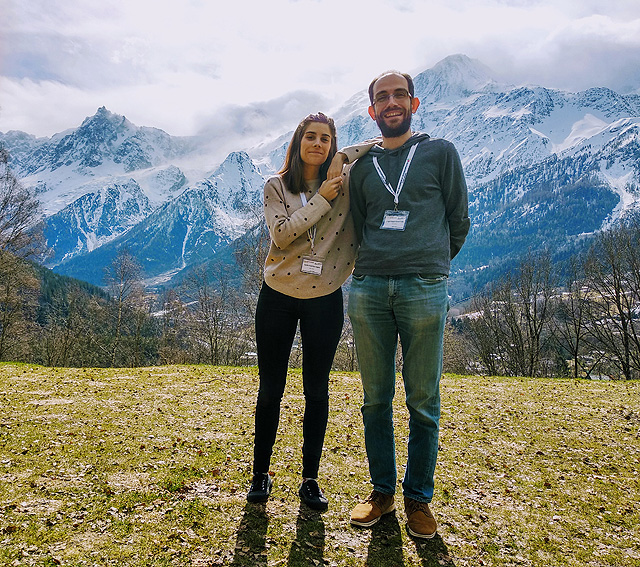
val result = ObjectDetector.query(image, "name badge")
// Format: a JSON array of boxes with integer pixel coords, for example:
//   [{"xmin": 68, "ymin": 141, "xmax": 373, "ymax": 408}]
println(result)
[
  {"xmin": 301, "ymin": 256, "xmax": 324, "ymax": 275},
  {"xmin": 380, "ymin": 210, "xmax": 409, "ymax": 231}
]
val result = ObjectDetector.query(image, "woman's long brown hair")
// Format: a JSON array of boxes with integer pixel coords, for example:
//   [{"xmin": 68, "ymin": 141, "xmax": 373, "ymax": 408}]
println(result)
[{"xmin": 278, "ymin": 112, "xmax": 337, "ymax": 195}]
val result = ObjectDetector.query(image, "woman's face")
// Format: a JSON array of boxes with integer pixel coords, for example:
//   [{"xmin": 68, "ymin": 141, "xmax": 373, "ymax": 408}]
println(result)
[{"xmin": 299, "ymin": 122, "xmax": 333, "ymax": 167}]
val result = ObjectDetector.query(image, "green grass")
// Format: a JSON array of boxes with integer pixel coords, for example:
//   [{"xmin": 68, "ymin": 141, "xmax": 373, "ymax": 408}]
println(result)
[{"xmin": 0, "ymin": 363, "xmax": 638, "ymax": 566}]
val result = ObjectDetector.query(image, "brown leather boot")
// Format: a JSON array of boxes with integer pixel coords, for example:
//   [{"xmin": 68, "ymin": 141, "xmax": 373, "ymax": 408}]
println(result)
[
  {"xmin": 350, "ymin": 490, "xmax": 395, "ymax": 527},
  {"xmin": 404, "ymin": 496, "xmax": 437, "ymax": 538}
]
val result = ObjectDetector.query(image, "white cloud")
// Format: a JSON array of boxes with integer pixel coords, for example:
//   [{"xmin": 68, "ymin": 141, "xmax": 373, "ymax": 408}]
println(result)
[{"xmin": 1, "ymin": 0, "xmax": 639, "ymax": 137}]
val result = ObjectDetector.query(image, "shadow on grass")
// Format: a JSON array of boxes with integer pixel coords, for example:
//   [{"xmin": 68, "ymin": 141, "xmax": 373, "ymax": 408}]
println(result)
[
  {"xmin": 362, "ymin": 513, "xmax": 457, "ymax": 567},
  {"xmin": 287, "ymin": 505, "xmax": 326, "ymax": 566},
  {"xmin": 411, "ymin": 533, "xmax": 456, "ymax": 567},
  {"xmin": 231, "ymin": 502, "xmax": 269, "ymax": 566},
  {"xmin": 364, "ymin": 512, "xmax": 405, "ymax": 566}
]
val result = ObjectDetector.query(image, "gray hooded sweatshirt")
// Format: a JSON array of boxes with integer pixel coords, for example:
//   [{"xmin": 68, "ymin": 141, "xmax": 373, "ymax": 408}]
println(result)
[{"xmin": 349, "ymin": 132, "xmax": 470, "ymax": 277}]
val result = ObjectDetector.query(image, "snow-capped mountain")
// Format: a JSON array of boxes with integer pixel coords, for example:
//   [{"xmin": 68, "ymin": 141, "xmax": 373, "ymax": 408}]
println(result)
[
  {"xmin": 415, "ymin": 53, "xmax": 501, "ymax": 102},
  {"xmin": 8, "ymin": 106, "xmax": 193, "ymax": 177},
  {"xmin": 50, "ymin": 151, "xmax": 265, "ymax": 286},
  {"xmin": 42, "ymin": 178, "xmax": 153, "ymax": 264},
  {"xmin": 2, "ymin": 54, "xmax": 639, "ymax": 294},
  {"xmin": 2, "ymin": 107, "xmax": 196, "ymax": 216}
]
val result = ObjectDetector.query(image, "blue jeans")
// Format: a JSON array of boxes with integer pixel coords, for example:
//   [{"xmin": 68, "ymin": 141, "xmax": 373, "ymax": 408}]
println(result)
[{"xmin": 348, "ymin": 274, "xmax": 449, "ymax": 503}]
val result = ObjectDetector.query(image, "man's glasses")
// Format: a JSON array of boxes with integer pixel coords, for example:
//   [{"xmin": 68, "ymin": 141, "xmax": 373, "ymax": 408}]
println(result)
[{"xmin": 373, "ymin": 89, "xmax": 411, "ymax": 105}]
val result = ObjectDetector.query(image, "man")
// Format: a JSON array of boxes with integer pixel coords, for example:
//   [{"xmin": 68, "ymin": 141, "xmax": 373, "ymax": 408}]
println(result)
[{"xmin": 343, "ymin": 71, "xmax": 469, "ymax": 538}]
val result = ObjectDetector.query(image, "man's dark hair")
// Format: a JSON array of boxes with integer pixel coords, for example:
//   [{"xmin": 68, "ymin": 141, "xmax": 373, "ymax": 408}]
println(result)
[{"xmin": 368, "ymin": 71, "xmax": 415, "ymax": 104}]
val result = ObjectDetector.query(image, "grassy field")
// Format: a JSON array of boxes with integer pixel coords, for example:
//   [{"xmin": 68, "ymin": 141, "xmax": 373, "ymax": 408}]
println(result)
[{"xmin": 0, "ymin": 363, "xmax": 638, "ymax": 566}]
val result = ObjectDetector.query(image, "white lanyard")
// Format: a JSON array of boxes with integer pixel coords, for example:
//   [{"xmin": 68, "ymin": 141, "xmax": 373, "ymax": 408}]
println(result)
[
  {"xmin": 373, "ymin": 143, "xmax": 417, "ymax": 210},
  {"xmin": 300, "ymin": 191, "xmax": 317, "ymax": 251}
]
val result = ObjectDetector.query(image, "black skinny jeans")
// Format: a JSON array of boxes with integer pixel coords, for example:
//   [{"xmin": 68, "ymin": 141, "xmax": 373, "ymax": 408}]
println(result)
[{"xmin": 253, "ymin": 283, "xmax": 344, "ymax": 479}]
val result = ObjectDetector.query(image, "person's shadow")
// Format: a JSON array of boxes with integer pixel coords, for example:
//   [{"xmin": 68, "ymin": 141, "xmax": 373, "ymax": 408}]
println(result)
[
  {"xmin": 364, "ymin": 511, "xmax": 405, "ymax": 566},
  {"xmin": 287, "ymin": 506, "xmax": 326, "ymax": 566},
  {"xmin": 231, "ymin": 502, "xmax": 269, "ymax": 566},
  {"xmin": 364, "ymin": 512, "xmax": 457, "ymax": 567},
  {"xmin": 412, "ymin": 533, "xmax": 457, "ymax": 567}
]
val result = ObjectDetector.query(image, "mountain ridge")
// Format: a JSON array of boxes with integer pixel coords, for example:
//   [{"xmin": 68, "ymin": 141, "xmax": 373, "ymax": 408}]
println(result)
[{"xmin": 2, "ymin": 54, "xmax": 639, "ymax": 295}]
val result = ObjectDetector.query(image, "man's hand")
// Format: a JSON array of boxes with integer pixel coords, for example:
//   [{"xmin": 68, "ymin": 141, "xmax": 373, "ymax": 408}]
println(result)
[{"xmin": 327, "ymin": 152, "xmax": 348, "ymax": 180}]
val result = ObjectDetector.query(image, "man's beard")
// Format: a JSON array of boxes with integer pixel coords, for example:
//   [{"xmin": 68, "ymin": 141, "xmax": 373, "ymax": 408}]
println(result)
[{"xmin": 375, "ymin": 111, "xmax": 412, "ymax": 138}]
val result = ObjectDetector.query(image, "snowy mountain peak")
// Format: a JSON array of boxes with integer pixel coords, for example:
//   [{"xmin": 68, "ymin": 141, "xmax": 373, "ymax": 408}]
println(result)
[
  {"xmin": 4, "ymin": 107, "xmax": 194, "ymax": 181},
  {"xmin": 203, "ymin": 150, "xmax": 266, "ymax": 212},
  {"xmin": 80, "ymin": 106, "xmax": 133, "ymax": 131},
  {"xmin": 415, "ymin": 54, "xmax": 498, "ymax": 102},
  {"xmin": 214, "ymin": 151, "xmax": 259, "ymax": 178},
  {"xmin": 3, "ymin": 53, "xmax": 640, "ymax": 293},
  {"xmin": 42, "ymin": 178, "xmax": 153, "ymax": 265},
  {"xmin": 218, "ymin": 150, "xmax": 252, "ymax": 169}
]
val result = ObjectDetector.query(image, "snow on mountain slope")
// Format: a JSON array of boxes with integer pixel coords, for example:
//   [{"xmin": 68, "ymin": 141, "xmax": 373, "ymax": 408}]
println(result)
[
  {"xmin": 3, "ymin": 106, "xmax": 197, "ymax": 215},
  {"xmin": 411, "ymin": 80, "xmax": 639, "ymax": 188},
  {"xmin": 2, "ymin": 54, "xmax": 639, "ymax": 291},
  {"xmin": 42, "ymin": 178, "xmax": 153, "ymax": 265},
  {"xmin": 133, "ymin": 165, "xmax": 188, "ymax": 206},
  {"xmin": 53, "ymin": 151, "xmax": 266, "ymax": 285}
]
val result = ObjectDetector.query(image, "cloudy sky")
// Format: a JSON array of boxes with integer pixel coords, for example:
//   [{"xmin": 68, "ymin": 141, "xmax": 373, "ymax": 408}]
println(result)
[{"xmin": 1, "ymin": 0, "xmax": 639, "ymax": 141}]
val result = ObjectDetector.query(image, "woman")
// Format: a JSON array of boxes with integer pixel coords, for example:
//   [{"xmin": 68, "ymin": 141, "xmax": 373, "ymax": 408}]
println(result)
[{"xmin": 247, "ymin": 112, "xmax": 358, "ymax": 511}]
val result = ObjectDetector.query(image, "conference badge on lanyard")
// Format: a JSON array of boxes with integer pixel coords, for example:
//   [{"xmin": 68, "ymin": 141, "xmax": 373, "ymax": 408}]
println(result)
[
  {"xmin": 299, "ymin": 191, "xmax": 324, "ymax": 275},
  {"xmin": 381, "ymin": 210, "xmax": 410, "ymax": 231},
  {"xmin": 374, "ymin": 143, "xmax": 417, "ymax": 231}
]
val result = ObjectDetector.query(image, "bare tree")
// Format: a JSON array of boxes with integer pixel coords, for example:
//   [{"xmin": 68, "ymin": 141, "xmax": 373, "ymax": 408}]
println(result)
[
  {"xmin": 129, "ymin": 286, "xmax": 156, "ymax": 367},
  {"xmin": 40, "ymin": 285, "xmax": 89, "ymax": 367},
  {"xmin": 0, "ymin": 252, "xmax": 40, "ymax": 361},
  {"xmin": 510, "ymin": 250, "xmax": 556, "ymax": 377},
  {"xmin": 442, "ymin": 320, "xmax": 472, "ymax": 375},
  {"xmin": 158, "ymin": 289, "xmax": 193, "ymax": 365},
  {"xmin": 549, "ymin": 258, "xmax": 597, "ymax": 379},
  {"xmin": 104, "ymin": 248, "xmax": 143, "ymax": 367},
  {"xmin": 0, "ymin": 145, "xmax": 43, "ymax": 258},
  {"xmin": 333, "ymin": 314, "xmax": 358, "ymax": 372},
  {"xmin": 461, "ymin": 251, "xmax": 556, "ymax": 377},
  {"xmin": 461, "ymin": 283, "xmax": 511, "ymax": 376},
  {"xmin": 185, "ymin": 265, "xmax": 249, "ymax": 365},
  {"xmin": 583, "ymin": 222, "xmax": 640, "ymax": 379},
  {"xmin": 233, "ymin": 210, "xmax": 270, "ymax": 298},
  {"xmin": 0, "ymin": 146, "xmax": 45, "ymax": 361}
]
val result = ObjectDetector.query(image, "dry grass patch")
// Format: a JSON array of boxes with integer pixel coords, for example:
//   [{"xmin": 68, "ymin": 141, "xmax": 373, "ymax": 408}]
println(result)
[{"xmin": 0, "ymin": 363, "xmax": 638, "ymax": 566}]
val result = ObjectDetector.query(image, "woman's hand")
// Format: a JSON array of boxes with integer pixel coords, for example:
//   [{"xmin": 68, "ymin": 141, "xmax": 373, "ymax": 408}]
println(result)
[
  {"xmin": 326, "ymin": 152, "xmax": 348, "ymax": 180},
  {"xmin": 318, "ymin": 175, "xmax": 343, "ymax": 202}
]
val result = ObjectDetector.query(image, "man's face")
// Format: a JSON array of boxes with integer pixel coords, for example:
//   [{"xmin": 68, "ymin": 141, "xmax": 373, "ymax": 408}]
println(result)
[{"xmin": 368, "ymin": 74, "xmax": 420, "ymax": 138}]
